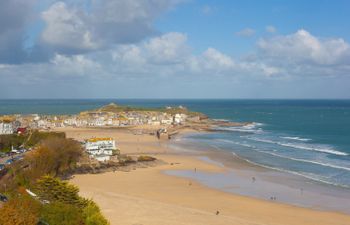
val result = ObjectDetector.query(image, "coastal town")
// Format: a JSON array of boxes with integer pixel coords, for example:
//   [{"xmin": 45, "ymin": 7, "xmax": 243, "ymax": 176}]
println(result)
[
  {"xmin": 0, "ymin": 103, "xmax": 207, "ymax": 165},
  {"xmin": 0, "ymin": 103, "xmax": 198, "ymax": 133}
]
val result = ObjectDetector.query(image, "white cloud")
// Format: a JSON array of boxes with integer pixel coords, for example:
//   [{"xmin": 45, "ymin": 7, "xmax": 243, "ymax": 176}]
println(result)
[
  {"xmin": 41, "ymin": 2, "xmax": 99, "ymax": 52},
  {"xmin": 40, "ymin": 0, "xmax": 181, "ymax": 53},
  {"xmin": 201, "ymin": 48, "xmax": 235, "ymax": 70},
  {"xmin": 143, "ymin": 32, "xmax": 189, "ymax": 64},
  {"xmin": 2, "ymin": 28, "xmax": 350, "ymax": 98},
  {"xmin": 259, "ymin": 63, "xmax": 280, "ymax": 76},
  {"xmin": 0, "ymin": 32, "xmax": 267, "ymax": 85},
  {"xmin": 236, "ymin": 28, "xmax": 255, "ymax": 37},
  {"xmin": 50, "ymin": 54, "xmax": 101, "ymax": 76},
  {"xmin": 266, "ymin": 25, "xmax": 277, "ymax": 33},
  {"xmin": 112, "ymin": 45, "xmax": 146, "ymax": 66},
  {"xmin": 258, "ymin": 29, "xmax": 350, "ymax": 65}
]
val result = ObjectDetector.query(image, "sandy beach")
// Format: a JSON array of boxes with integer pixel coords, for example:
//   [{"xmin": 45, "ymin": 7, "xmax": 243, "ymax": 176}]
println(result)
[{"xmin": 59, "ymin": 127, "xmax": 350, "ymax": 225}]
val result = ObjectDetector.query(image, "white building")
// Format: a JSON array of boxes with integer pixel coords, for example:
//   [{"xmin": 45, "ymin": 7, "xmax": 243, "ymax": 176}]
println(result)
[
  {"xmin": 0, "ymin": 122, "xmax": 13, "ymax": 134},
  {"xmin": 95, "ymin": 154, "xmax": 111, "ymax": 162},
  {"xmin": 37, "ymin": 120, "xmax": 51, "ymax": 129},
  {"xmin": 64, "ymin": 117, "xmax": 78, "ymax": 126},
  {"xmin": 85, "ymin": 138, "xmax": 117, "ymax": 161},
  {"xmin": 76, "ymin": 119, "xmax": 88, "ymax": 127},
  {"xmin": 88, "ymin": 117, "xmax": 106, "ymax": 127},
  {"xmin": 173, "ymin": 114, "xmax": 187, "ymax": 124},
  {"xmin": 161, "ymin": 118, "xmax": 173, "ymax": 125}
]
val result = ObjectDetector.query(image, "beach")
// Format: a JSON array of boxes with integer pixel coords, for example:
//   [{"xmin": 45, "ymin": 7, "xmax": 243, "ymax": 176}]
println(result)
[{"xmin": 58, "ymin": 127, "xmax": 350, "ymax": 225}]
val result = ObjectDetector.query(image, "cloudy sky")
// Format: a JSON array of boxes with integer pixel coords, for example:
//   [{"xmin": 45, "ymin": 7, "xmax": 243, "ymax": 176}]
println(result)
[{"xmin": 0, "ymin": 0, "xmax": 350, "ymax": 99}]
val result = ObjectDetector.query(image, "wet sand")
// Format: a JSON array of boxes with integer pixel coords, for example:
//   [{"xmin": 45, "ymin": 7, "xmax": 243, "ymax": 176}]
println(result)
[
  {"xmin": 168, "ymin": 139, "xmax": 350, "ymax": 214},
  {"xmin": 60, "ymin": 127, "xmax": 350, "ymax": 225}
]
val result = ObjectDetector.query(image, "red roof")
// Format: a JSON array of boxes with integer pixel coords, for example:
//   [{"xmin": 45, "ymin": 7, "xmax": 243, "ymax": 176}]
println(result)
[{"xmin": 17, "ymin": 127, "xmax": 27, "ymax": 133}]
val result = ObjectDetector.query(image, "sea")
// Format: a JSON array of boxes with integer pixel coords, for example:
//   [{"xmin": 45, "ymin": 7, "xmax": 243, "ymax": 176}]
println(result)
[{"xmin": 1, "ymin": 99, "xmax": 350, "ymax": 189}]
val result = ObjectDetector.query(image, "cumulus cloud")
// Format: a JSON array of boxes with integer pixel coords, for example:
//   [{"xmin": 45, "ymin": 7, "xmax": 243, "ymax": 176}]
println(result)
[
  {"xmin": 143, "ymin": 32, "xmax": 190, "ymax": 64},
  {"xmin": 258, "ymin": 29, "xmax": 350, "ymax": 66},
  {"xmin": 0, "ymin": 53, "xmax": 102, "ymax": 85},
  {"xmin": 40, "ymin": 0, "xmax": 180, "ymax": 54},
  {"xmin": 1, "ymin": 31, "xmax": 281, "ymax": 88},
  {"xmin": 50, "ymin": 54, "xmax": 101, "ymax": 77},
  {"xmin": 236, "ymin": 28, "xmax": 255, "ymax": 37},
  {"xmin": 200, "ymin": 48, "xmax": 235, "ymax": 70},
  {"xmin": 0, "ymin": 0, "xmax": 183, "ymax": 64},
  {"xmin": 41, "ymin": 2, "xmax": 99, "ymax": 53},
  {"xmin": 1, "ymin": 3, "xmax": 350, "ymax": 100}
]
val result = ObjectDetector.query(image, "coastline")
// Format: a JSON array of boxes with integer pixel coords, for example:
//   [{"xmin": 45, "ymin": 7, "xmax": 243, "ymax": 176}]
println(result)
[
  {"xmin": 167, "ymin": 133, "xmax": 350, "ymax": 214},
  {"xmin": 64, "ymin": 127, "xmax": 350, "ymax": 225}
]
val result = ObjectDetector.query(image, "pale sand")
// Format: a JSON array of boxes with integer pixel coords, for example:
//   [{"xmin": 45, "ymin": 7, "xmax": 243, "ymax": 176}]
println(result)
[{"xmin": 60, "ymin": 127, "xmax": 350, "ymax": 225}]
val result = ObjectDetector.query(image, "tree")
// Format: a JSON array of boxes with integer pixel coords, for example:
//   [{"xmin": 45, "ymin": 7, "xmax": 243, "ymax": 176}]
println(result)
[
  {"xmin": 25, "ymin": 131, "xmax": 66, "ymax": 148},
  {"xmin": 40, "ymin": 202, "xmax": 85, "ymax": 225},
  {"xmin": 23, "ymin": 137, "xmax": 83, "ymax": 182},
  {"xmin": 39, "ymin": 137, "xmax": 83, "ymax": 176},
  {"xmin": 0, "ymin": 195, "xmax": 41, "ymax": 225},
  {"xmin": 36, "ymin": 175, "xmax": 85, "ymax": 207},
  {"xmin": 36, "ymin": 176, "xmax": 110, "ymax": 225},
  {"xmin": 82, "ymin": 200, "xmax": 110, "ymax": 225}
]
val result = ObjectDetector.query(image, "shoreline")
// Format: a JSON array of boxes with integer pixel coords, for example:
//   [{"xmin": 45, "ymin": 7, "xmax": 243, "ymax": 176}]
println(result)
[
  {"xmin": 166, "ymin": 136, "xmax": 350, "ymax": 214},
  {"xmin": 64, "ymin": 127, "xmax": 350, "ymax": 225}
]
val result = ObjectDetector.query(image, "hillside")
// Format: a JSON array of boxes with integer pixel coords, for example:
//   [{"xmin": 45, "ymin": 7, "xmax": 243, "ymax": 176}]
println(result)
[{"xmin": 84, "ymin": 103, "xmax": 207, "ymax": 118}]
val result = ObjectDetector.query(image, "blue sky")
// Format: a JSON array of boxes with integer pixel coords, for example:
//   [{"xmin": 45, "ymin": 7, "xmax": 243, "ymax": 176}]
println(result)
[
  {"xmin": 0, "ymin": 0, "xmax": 350, "ymax": 99},
  {"xmin": 156, "ymin": 0, "xmax": 350, "ymax": 55}
]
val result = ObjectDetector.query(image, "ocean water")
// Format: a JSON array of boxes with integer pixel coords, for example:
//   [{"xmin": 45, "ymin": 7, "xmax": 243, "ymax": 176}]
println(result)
[{"xmin": 1, "ymin": 99, "xmax": 350, "ymax": 188}]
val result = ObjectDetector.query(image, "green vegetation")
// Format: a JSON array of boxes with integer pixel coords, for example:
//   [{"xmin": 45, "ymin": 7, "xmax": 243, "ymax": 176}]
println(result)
[
  {"xmin": 118, "ymin": 155, "xmax": 136, "ymax": 165},
  {"xmin": 137, "ymin": 155, "xmax": 156, "ymax": 162},
  {"xmin": 0, "ymin": 177, "xmax": 109, "ymax": 225},
  {"xmin": 36, "ymin": 176, "xmax": 86, "ymax": 208},
  {"xmin": 11, "ymin": 137, "xmax": 82, "ymax": 188},
  {"xmin": 0, "ymin": 136, "xmax": 109, "ymax": 225},
  {"xmin": 36, "ymin": 176, "xmax": 108, "ymax": 225},
  {"xmin": 112, "ymin": 149, "xmax": 120, "ymax": 156},
  {"xmin": 82, "ymin": 201, "xmax": 110, "ymax": 225},
  {"xmin": 0, "ymin": 130, "xmax": 65, "ymax": 152},
  {"xmin": 0, "ymin": 195, "xmax": 41, "ymax": 225},
  {"xmin": 85, "ymin": 102, "xmax": 206, "ymax": 117},
  {"xmin": 0, "ymin": 134, "xmax": 25, "ymax": 152},
  {"xmin": 41, "ymin": 202, "xmax": 85, "ymax": 225},
  {"xmin": 25, "ymin": 130, "xmax": 65, "ymax": 148}
]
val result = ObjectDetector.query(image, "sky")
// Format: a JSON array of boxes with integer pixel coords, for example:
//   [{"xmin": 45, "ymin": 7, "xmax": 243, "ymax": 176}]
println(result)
[{"xmin": 0, "ymin": 0, "xmax": 350, "ymax": 99}]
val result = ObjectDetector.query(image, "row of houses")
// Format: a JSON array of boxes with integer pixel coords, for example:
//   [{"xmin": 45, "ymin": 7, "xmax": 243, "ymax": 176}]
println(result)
[
  {"xmin": 0, "ymin": 109, "xmax": 197, "ymax": 132},
  {"xmin": 23, "ymin": 113, "xmax": 187, "ymax": 130}
]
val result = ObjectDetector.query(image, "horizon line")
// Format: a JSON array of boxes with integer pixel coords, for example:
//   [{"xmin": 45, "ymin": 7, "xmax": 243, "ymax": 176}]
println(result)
[{"xmin": 1, "ymin": 98, "xmax": 350, "ymax": 101}]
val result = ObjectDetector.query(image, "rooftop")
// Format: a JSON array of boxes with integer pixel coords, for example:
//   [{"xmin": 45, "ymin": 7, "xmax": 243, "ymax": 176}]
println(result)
[{"xmin": 87, "ymin": 137, "xmax": 114, "ymax": 142}]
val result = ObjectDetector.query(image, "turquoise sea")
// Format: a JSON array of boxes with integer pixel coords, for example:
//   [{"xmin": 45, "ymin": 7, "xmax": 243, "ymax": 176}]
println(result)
[{"xmin": 1, "ymin": 99, "xmax": 350, "ymax": 188}]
